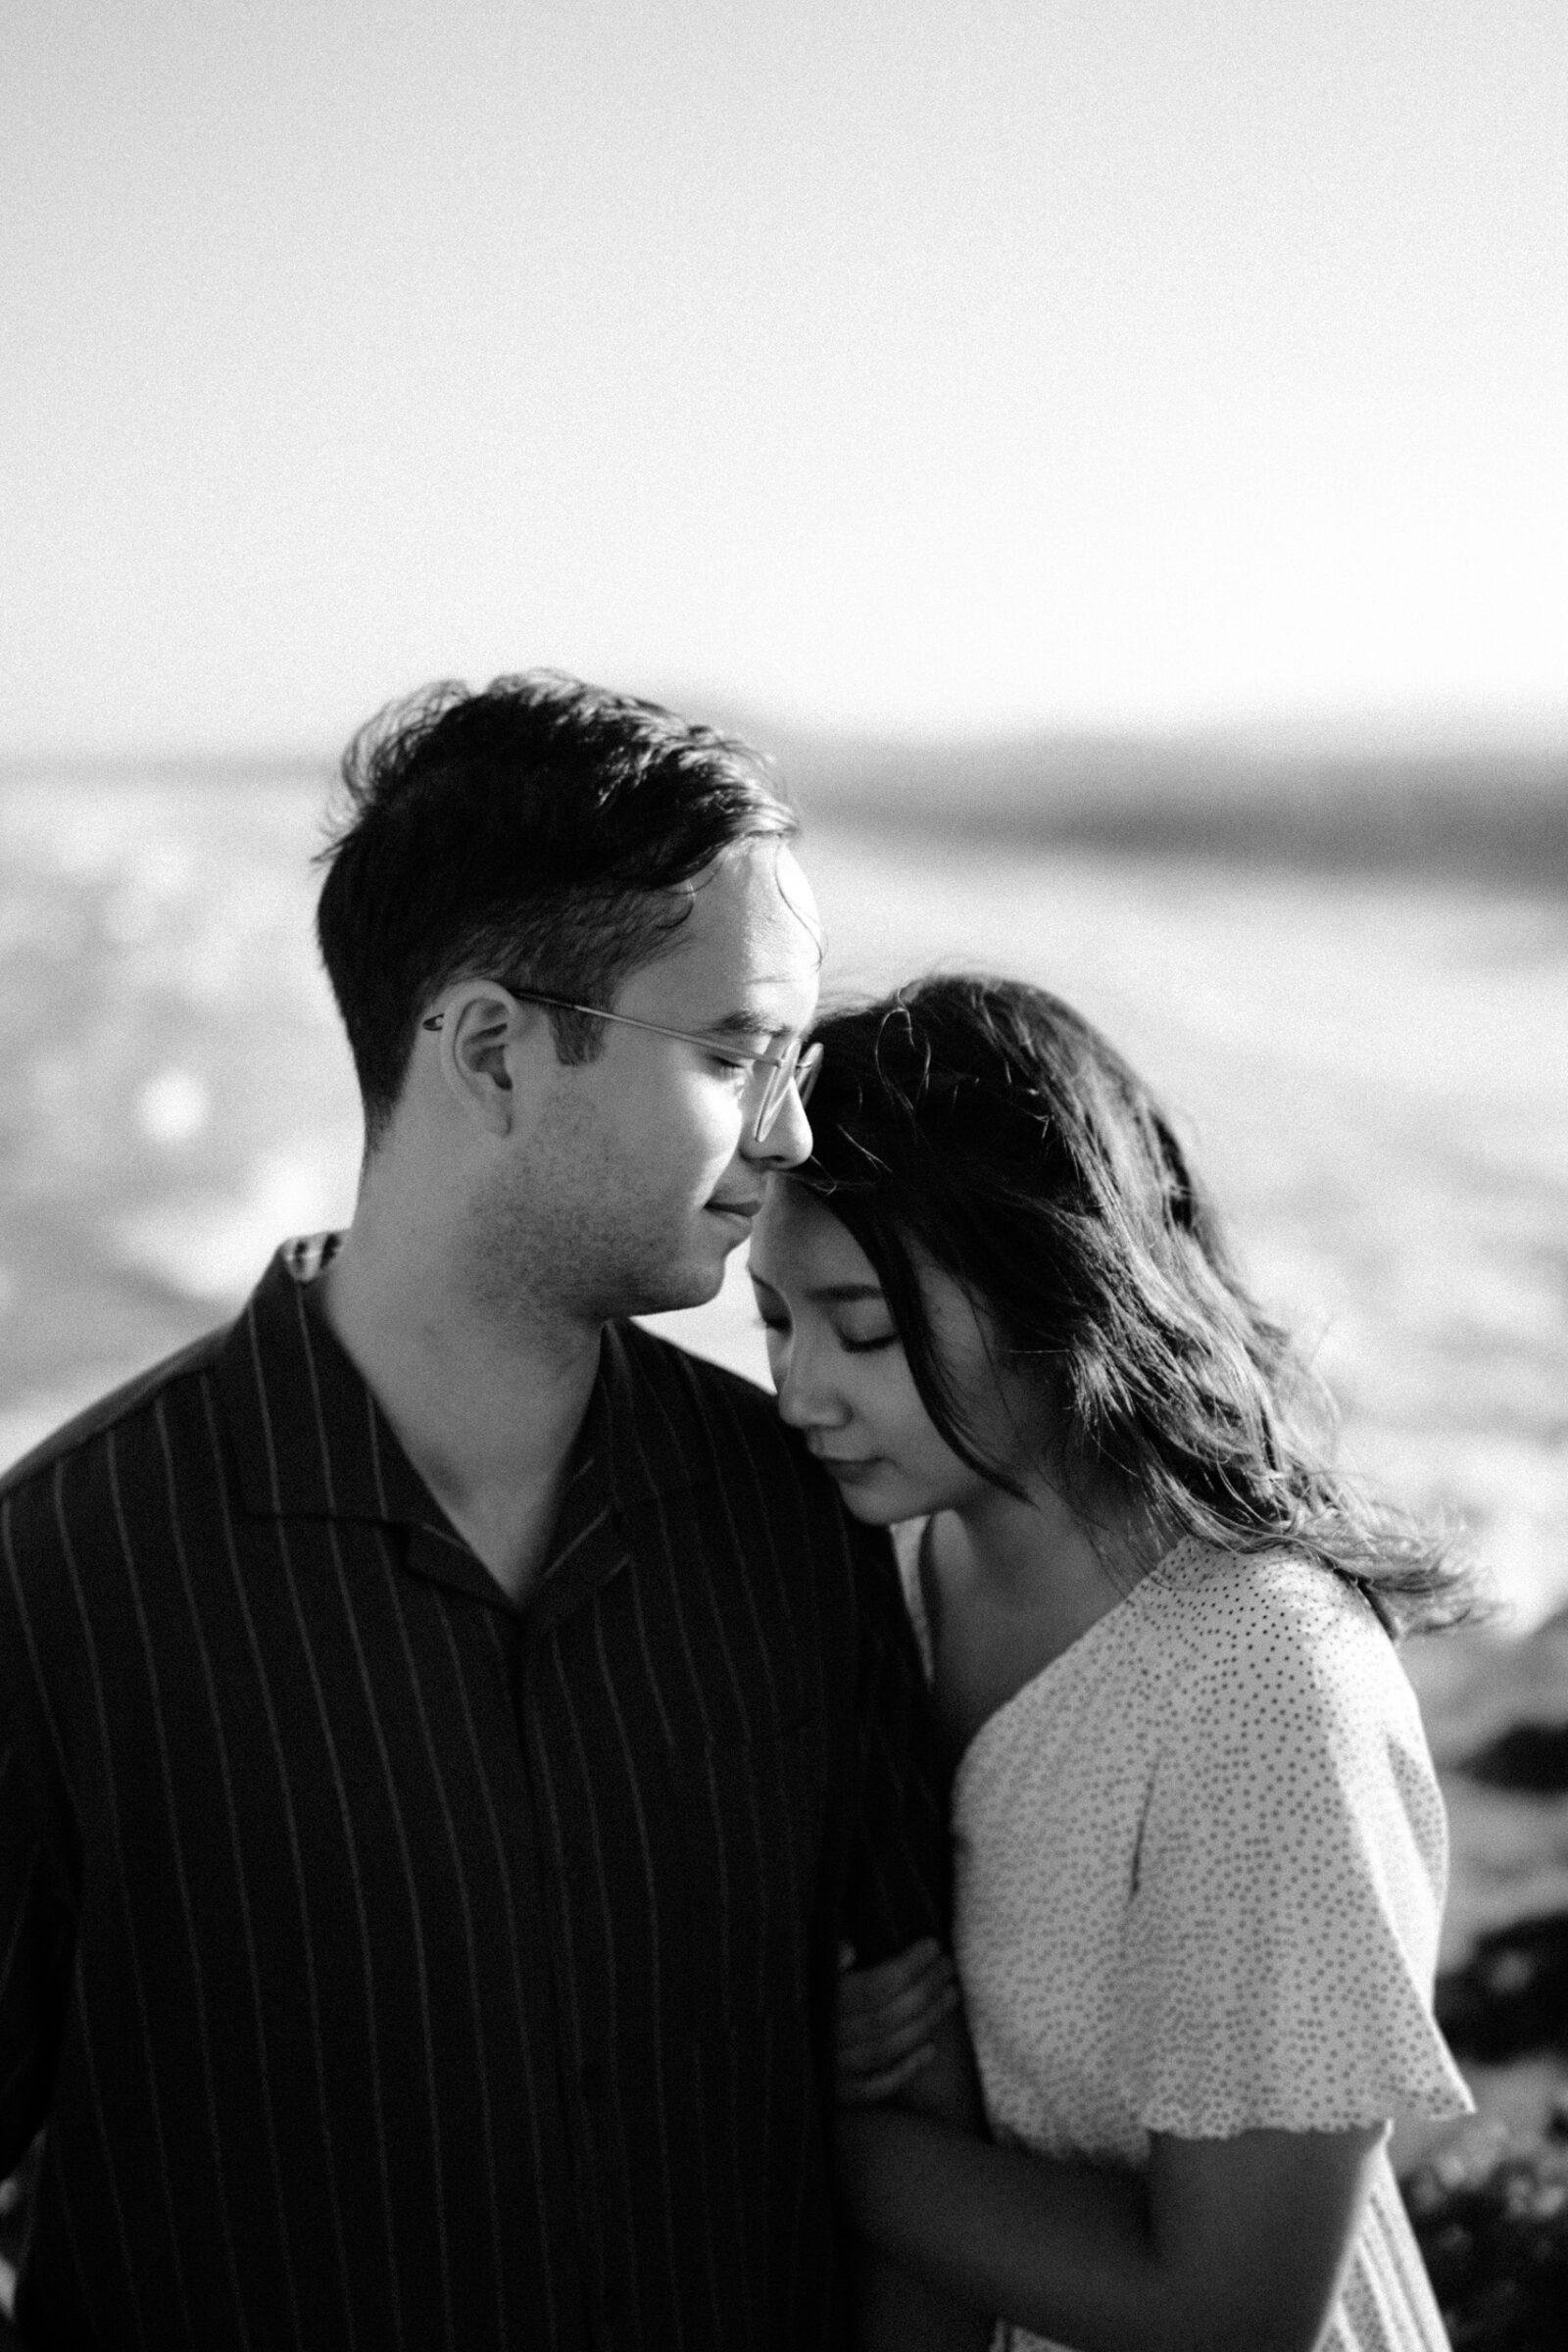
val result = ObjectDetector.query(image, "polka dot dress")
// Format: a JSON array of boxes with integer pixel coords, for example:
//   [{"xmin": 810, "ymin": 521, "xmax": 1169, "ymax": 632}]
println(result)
[{"xmin": 896, "ymin": 1530, "xmax": 1473, "ymax": 2352}]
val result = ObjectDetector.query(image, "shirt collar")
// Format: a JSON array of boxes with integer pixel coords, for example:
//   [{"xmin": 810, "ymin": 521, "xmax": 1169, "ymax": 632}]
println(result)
[
  {"xmin": 216, "ymin": 1240, "xmax": 732, "ymax": 1534},
  {"xmin": 216, "ymin": 1242, "xmax": 440, "ymax": 1529}
]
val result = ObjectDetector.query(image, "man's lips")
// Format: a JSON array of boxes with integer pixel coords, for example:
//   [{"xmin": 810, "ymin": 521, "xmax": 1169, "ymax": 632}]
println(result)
[{"xmin": 707, "ymin": 1197, "xmax": 763, "ymax": 1220}]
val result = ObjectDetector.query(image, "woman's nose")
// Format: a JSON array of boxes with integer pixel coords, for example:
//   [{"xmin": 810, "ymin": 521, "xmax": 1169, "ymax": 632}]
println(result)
[{"xmin": 774, "ymin": 1341, "xmax": 850, "ymax": 1432}]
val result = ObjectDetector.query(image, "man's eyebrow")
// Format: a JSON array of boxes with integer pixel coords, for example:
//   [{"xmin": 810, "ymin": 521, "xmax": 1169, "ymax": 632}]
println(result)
[{"xmin": 705, "ymin": 1008, "xmax": 793, "ymax": 1044}]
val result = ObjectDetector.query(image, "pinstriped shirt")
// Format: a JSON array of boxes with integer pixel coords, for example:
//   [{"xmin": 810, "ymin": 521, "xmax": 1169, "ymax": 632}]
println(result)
[{"xmin": 0, "ymin": 1243, "xmax": 948, "ymax": 2351}]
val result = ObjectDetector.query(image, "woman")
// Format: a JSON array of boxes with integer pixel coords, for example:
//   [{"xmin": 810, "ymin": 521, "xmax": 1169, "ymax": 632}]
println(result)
[{"xmin": 748, "ymin": 975, "xmax": 1477, "ymax": 2352}]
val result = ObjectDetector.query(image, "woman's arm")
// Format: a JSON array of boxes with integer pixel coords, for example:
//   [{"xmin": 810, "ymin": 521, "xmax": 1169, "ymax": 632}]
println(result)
[{"xmin": 836, "ymin": 2107, "xmax": 1387, "ymax": 2352}]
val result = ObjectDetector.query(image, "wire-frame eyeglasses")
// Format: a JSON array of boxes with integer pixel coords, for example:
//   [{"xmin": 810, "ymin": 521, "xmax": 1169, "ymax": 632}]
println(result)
[{"xmin": 420, "ymin": 989, "xmax": 823, "ymax": 1146}]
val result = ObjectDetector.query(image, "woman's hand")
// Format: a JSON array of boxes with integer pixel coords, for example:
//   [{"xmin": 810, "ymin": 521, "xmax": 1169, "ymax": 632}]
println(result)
[{"xmin": 836, "ymin": 1937, "xmax": 960, "ymax": 2106}]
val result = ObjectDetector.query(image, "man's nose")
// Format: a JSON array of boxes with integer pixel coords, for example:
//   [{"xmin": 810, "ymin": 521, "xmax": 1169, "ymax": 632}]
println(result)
[{"xmin": 743, "ymin": 1078, "xmax": 812, "ymax": 1170}]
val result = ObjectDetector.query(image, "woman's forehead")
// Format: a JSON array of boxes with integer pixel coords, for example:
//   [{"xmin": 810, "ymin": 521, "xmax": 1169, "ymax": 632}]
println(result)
[{"xmin": 751, "ymin": 1186, "xmax": 880, "ymax": 1290}]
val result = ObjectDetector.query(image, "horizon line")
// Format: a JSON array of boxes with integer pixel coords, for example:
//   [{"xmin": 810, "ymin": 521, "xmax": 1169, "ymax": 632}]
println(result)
[{"xmin": 6, "ymin": 704, "xmax": 1568, "ymax": 780}]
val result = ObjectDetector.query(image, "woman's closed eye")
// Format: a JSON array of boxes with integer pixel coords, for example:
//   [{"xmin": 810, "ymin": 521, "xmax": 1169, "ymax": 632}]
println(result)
[{"xmin": 750, "ymin": 1305, "xmax": 897, "ymax": 1353}]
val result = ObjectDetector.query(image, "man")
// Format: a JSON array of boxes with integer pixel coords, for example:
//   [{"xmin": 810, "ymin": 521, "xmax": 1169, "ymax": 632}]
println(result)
[{"xmin": 0, "ymin": 676, "xmax": 980, "ymax": 2348}]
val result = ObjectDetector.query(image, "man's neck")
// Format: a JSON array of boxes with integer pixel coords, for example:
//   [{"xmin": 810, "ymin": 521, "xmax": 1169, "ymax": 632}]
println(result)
[{"xmin": 315, "ymin": 1223, "xmax": 604, "ymax": 1606}]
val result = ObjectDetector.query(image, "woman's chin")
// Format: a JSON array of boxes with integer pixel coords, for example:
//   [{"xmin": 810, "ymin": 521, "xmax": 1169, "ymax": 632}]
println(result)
[
  {"xmin": 817, "ymin": 1465, "xmax": 913, "ymax": 1525},
  {"xmin": 838, "ymin": 1492, "xmax": 903, "ymax": 1526}
]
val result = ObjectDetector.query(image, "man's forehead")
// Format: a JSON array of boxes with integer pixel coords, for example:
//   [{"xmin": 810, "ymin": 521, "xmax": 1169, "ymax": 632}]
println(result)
[
  {"xmin": 657, "ymin": 838, "xmax": 823, "ymax": 988},
  {"xmin": 715, "ymin": 835, "xmax": 820, "ymax": 932}
]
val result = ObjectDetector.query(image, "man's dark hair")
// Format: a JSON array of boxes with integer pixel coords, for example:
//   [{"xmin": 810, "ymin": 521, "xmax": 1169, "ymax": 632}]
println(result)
[{"xmin": 315, "ymin": 671, "xmax": 797, "ymax": 1146}]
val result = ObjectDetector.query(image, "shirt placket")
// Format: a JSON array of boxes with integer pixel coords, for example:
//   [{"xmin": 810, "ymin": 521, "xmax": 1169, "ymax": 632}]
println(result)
[{"xmin": 514, "ymin": 1448, "xmax": 639, "ymax": 2352}]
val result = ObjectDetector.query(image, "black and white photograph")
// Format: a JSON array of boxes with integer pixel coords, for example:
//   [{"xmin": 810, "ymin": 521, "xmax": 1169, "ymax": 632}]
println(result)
[{"xmin": 3, "ymin": 5, "xmax": 1566, "ymax": 2347}]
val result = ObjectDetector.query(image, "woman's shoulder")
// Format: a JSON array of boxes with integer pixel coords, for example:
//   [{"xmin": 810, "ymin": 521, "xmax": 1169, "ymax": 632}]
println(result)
[
  {"xmin": 1122, "ymin": 1542, "xmax": 1470, "ymax": 2138},
  {"xmin": 1137, "ymin": 1536, "xmax": 1422, "ymax": 1738},
  {"xmin": 1147, "ymin": 1533, "xmax": 1391, "ymax": 1642}
]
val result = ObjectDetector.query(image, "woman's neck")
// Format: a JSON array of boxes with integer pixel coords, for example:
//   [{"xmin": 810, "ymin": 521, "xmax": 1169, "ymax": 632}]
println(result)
[{"xmin": 936, "ymin": 1472, "xmax": 1153, "ymax": 1657}]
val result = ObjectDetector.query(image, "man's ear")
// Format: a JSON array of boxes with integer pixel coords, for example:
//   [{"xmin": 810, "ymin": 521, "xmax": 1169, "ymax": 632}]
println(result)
[{"xmin": 433, "ymin": 984, "xmax": 542, "ymax": 1136}]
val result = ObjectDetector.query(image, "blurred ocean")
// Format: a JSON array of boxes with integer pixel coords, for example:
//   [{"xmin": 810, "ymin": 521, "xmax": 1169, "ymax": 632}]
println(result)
[
  {"xmin": 6, "ymin": 766, "xmax": 1562, "ymax": 1628},
  {"xmin": 3, "ymin": 761, "xmax": 1568, "ymax": 2180}
]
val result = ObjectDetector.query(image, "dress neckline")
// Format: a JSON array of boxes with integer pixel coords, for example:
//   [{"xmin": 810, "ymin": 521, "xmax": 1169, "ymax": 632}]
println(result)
[{"xmin": 903, "ymin": 1519, "xmax": 1205, "ymax": 1792}]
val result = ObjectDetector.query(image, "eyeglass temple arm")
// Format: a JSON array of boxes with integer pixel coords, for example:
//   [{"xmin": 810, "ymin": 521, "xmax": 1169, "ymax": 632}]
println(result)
[{"xmin": 420, "ymin": 1002, "xmax": 810, "ymax": 1073}]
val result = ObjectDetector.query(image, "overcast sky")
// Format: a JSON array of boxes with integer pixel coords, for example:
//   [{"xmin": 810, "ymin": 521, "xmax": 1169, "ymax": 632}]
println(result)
[{"xmin": 5, "ymin": 0, "xmax": 1566, "ymax": 755}]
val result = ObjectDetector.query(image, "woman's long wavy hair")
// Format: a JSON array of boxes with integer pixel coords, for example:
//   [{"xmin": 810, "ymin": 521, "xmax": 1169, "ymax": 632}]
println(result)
[{"xmin": 796, "ymin": 975, "xmax": 1480, "ymax": 1639}]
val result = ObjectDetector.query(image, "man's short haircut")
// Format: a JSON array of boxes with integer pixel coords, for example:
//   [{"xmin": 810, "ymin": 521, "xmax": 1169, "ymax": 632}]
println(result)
[{"xmin": 315, "ymin": 671, "xmax": 798, "ymax": 1146}]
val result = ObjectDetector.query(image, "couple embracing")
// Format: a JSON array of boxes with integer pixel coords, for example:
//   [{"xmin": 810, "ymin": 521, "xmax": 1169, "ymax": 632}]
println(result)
[{"xmin": 0, "ymin": 674, "xmax": 1474, "ymax": 2350}]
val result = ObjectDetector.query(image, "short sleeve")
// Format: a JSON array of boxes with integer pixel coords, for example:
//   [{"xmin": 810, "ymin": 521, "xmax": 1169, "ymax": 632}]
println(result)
[
  {"xmin": 0, "ymin": 1607, "xmax": 76, "ymax": 2177},
  {"xmin": 0, "ymin": 1742, "xmax": 69, "ymax": 2169},
  {"xmin": 1113, "ymin": 1560, "xmax": 1473, "ymax": 2138}
]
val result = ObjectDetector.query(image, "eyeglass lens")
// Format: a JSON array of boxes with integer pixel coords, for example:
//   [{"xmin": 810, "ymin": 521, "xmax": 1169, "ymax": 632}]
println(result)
[{"xmin": 755, "ymin": 1041, "xmax": 823, "ymax": 1143}]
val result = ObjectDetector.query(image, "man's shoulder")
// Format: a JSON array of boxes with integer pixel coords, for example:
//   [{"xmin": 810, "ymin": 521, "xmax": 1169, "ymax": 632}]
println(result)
[
  {"xmin": 612, "ymin": 1322, "xmax": 865, "ymax": 1518},
  {"xmin": 618, "ymin": 1321, "xmax": 776, "ymax": 1417},
  {"xmin": 614, "ymin": 1322, "xmax": 796, "ymax": 1459},
  {"xmin": 0, "ymin": 1325, "xmax": 232, "ymax": 1518}
]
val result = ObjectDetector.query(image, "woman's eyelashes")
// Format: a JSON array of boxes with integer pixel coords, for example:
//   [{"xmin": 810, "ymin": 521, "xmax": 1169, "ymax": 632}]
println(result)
[{"xmin": 750, "ymin": 1303, "xmax": 900, "ymax": 1354}]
